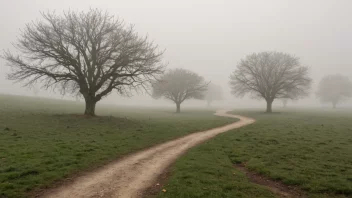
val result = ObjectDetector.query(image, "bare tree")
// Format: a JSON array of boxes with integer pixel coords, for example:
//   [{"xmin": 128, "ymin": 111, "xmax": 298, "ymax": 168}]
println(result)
[
  {"xmin": 229, "ymin": 51, "xmax": 311, "ymax": 113},
  {"xmin": 316, "ymin": 74, "xmax": 352, "ymax": 108},
  {"xmin": 152, "ymin": 68, "xmax": 208, "ymax": 113},
  {"xmin": 205, "ymin": 83, "xmax": 223, "ymax": 107},
  {"xmin": 2, "ymin": 9, "xmax": 164, "ymax": 116}
]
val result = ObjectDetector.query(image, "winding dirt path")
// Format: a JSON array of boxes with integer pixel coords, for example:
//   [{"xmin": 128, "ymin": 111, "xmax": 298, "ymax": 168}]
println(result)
[{"xmin": 41, "ymin": 110, "xmax": 255, "ymax": 198}]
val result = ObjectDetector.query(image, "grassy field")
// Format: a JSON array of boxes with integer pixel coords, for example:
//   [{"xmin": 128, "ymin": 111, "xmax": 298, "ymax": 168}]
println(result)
[
  {"xmin": 157, "ymin": 109, "xmax": 352, "ymax": 198},
  {"xmin": 0, "ymin": 94, "xmax": 234, "ymax": 198}
]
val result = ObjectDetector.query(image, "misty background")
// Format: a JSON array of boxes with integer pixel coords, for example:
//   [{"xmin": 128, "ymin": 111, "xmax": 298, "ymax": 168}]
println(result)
[{"xmin": 1, "ymin": 0, "xmax": 351, "ymax": 108}]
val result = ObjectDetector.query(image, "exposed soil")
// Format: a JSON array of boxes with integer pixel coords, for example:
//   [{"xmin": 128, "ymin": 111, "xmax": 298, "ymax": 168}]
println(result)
[
  {"xmin": 39, "ymin": 110, "xmax": 255, "ymax": 198},
  {"xmin": 235, "ymin": 164, "xmax": 306, "ymax": 198},
  {"xmin": 142, "ymin": 166, "xmax": 172, "ymax": 198}
]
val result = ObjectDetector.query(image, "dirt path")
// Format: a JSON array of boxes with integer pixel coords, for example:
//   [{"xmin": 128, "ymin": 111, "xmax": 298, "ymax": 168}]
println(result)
[
  {"xmin": 235, "ymin": 164, "xmax": 306, "ymax": 198},
  {"xmin": 41, "ymin": 110, "xmax": 255, "ymax": 198}
]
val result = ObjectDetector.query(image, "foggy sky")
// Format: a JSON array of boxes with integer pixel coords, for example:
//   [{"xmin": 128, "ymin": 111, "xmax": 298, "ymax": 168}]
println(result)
[{"xmin": 1, "ymin": 0, "xmax": 352, "ymax": 108}]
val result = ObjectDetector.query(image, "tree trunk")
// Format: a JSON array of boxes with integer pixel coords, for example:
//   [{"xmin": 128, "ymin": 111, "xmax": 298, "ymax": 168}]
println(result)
[
  {"xmin": 84, "ymin": 97, "xmax": 97, "ymax": 116},
  {"xmin": 176, "ymin": 103, "xmax": 181, "ymax": 113},
  {"xmin": 266, "ymin": 99, "xmax": 273, "ymax": 113}
]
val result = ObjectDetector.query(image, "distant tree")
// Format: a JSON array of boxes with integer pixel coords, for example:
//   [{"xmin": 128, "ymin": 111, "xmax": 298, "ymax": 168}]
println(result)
[
  {"xmin": 281, "ymin": 98, "xmax": 288, "ymax": 108},
  {"xmin": 152, "ymin": 68, "xmax": 208, "ymax": 113},
  {"xmin": 2, "ymin": 9, "xmax": 164, "ymax": 116},
  {"xmin": 32, "ymin": 87, "xmax": 39, "ymax": 96},
  {"xmin": 316, "ymin": 74, "xmax": 352, "ymax": 108},
  {"xmin": 205, "ymin": 83, "xmax": 223, "ymax": 107},
  {"xmin": 229, "ymin": 51, "xmax": 312, "ymax": 113}
]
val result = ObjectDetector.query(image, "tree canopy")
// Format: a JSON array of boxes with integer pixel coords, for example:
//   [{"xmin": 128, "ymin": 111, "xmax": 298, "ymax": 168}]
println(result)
[
  {"xmin": 152, "ymin": 68, "xmax": 208, "ymax": 113},
  {"xmin": 316, "ymin": 74, "xmax": 352, "ymax": 108},
  {"xmin": 229, "ymin": 51, "xmax": 311, "ymax": 112},
  {"xmin": 3, "ymin": 9, "xmax": 164, "ymax": 116}
]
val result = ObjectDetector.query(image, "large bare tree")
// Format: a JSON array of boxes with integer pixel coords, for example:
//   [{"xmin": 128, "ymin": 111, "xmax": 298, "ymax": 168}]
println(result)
[
  {"xmin": 316, "ymin": 74, "xmax": 352, "ymax": 108},
  {"xmin": 152, "ymin": 68, "xmax": 208, "ymax": 113},
  {"xmin": 2, "ymin": 9, "xmax": 164, "ymax": 116},
  {"xmin": 229, "ymin": 51, "xmax": 311, "ymax": 113}
]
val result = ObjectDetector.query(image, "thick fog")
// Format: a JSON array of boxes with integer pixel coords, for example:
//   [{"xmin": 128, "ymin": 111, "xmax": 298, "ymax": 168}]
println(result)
[{"xmin": 1, "ymin": 0, "xmax": 352, "ymax": 108}]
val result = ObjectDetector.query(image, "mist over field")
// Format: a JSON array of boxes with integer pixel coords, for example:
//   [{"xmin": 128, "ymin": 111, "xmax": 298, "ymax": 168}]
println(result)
[
  {"xmin": 1, "ymin": 0, "xmax": 352, "ymax": 109},
  {"xmin": 1, "ymin": 1, "xmax": 352, "ymax": 198}
]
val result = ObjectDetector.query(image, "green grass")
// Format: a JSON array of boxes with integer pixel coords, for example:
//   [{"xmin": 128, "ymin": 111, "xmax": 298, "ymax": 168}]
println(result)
[
  {"xmin": 157, "ymin": 109, "xmax": 352, "ymax": 198},
  {"xmin": 0, "ymin": 94, "xmax": 234, "ymax": 198},
  {"xmin": 155, "ymin": 139, "xmax": 276, "ymax": 198}
]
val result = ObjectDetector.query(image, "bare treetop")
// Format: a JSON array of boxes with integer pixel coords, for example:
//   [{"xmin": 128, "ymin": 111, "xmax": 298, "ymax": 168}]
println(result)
[
  {"xmin": 3, "ymin": 9, "xmax": 165, "ymax": 115},
  {"xmin": 152, "ymin": 68, "xmax": 208, "ymax": 113},
  {"xmin": 230, "ymin": 51, "xmax": 312, "ymax": 112}
]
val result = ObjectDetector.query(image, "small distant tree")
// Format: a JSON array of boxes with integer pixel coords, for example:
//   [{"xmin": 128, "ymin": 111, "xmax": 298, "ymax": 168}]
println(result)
[
  {"xmin": 281, "ymin": 98, "xmax": 288, "ymax": 108},
  {"xmin": 205, "ymin": 83, "xmax": 223, "ymax": 107},
  {"xmin": 316, "ymin": 74, "xmax": 352, "ymax": 108},
  {"xmin": 2, "ymin": 9, "xmax": 164, "ymax": 116},
  {"xmin": 32, "ymin": 87, "xmax": 39, "ymax": 96},
  {"xmin": 152, "ymin": 68, "xmax": 208, "ymax": 113},
  {"xmin": 229, "ymin": 51, "xmax": 312, "ymax": 113}
]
